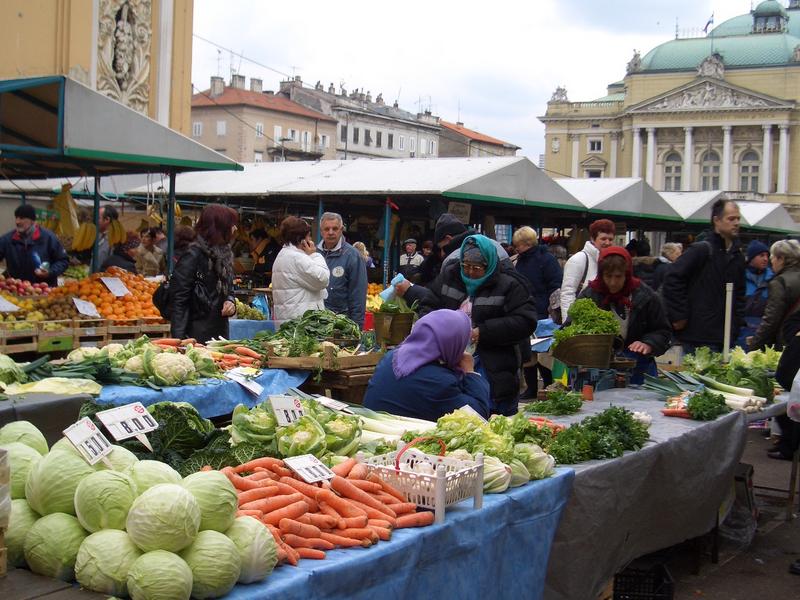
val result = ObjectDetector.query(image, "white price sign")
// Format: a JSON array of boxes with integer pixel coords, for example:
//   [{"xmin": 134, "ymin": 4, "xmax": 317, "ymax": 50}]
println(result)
[
  {"xmin": 72, "ymin": 298, "xmax": 101, "ymax": 318},
  {"xmin": 0, "ymin": 296, "xmax": 20, "ymax": 312},
  {"xmin": 314, "ymin": 395, "xmax": 353, "ymax": 414},
  {"xmin": 96, "ymin": 402, "xmax": 158, "ymax": 451},
  {"xmin": 284, "ymin": 454, "xmax": 335, "ymax": 483},
  {"xmin": 101, "ymin": 277, "xmax": 131, "ymax": 297},
  {"xmin": 225, "ymin": 367, "xmax": 264, "ymax": 397},
  {"xmin": 63, "ymin": 417, "xmax": 113, "ymax": 466},
  {"xmin": 270, "ymin": 395, "xmax": 304, "ymax": 426}
]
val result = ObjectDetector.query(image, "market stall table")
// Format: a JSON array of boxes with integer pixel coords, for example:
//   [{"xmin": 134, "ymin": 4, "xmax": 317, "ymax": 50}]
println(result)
[
  {"xmin": 226, "ymin": 468, "xmax": 574, "ymax": 600},
  {"xmin": 0, "ymin": 393, "xmax": 92, "ymax": 445},
  {"xmin": 543, "ymin": 389, "xmax": 748, "ymax": 600},
  {"xmin": 228, "ymin": 319, "xmax": 278, "ymax": 340}
]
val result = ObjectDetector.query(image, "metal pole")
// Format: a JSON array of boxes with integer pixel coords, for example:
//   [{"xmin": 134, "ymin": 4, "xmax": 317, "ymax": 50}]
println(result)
[
  {"xmin": 166, "ymin": 171, "xmax": 176, "ymax": 274},
  {"xmin": 723, "ymin": 282, "xmax": 733, "ymax": 361},
  {"xmin": 91, "ymin": 175, "xmax": 101, "ymax": 272},
  {"xmin": 316, "ymin": 197, "xmax": 324, "ymax": 244},
  {"xmin": 382, "ymin": 199, "xmax": 391, "ymax": 286}
]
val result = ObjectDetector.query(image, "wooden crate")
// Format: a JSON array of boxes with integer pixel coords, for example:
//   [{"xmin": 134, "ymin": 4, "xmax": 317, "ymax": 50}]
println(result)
[
  {"xmin": 0, "ymin": 332, "xmax": 37, "ymax": 354},
  {"xmin": 140, "ymin": 318, "xmax": 170, "ymax": 337},
  {"xmin": 73, "ymin": 318, "xmax": 108, "ymax": 348},
  {"xmin": 0, "ymin": 320, "xmax": 37, "ymax": 339},
  {"xmin": 0, "ymin": 531, "xmax": 5, "ymax": 578},
  {"xmin": 36, "ymin": 320, "xmax": 75, "ymax": 353},
  {"xmin": 268, "ymin": 348, "xmax": 383, "ymax": 371},
  {"xmin": 107, "ymin": 318, "xmax": 142, "ymax": 345}
]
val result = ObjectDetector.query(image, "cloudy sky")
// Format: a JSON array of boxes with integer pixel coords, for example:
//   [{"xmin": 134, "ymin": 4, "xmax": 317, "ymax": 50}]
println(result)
[{"xmin": 192, "ymin": 0, "xmax": 755, "ymax": 164}]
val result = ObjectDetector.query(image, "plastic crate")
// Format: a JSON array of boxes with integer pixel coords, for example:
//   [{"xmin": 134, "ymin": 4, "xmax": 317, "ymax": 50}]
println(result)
[{"xmin": 613, "ymin": 564, "xmax": 674, "ymax": 600}]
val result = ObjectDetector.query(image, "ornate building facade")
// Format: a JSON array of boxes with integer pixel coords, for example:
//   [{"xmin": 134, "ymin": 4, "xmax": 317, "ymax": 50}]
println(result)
[{"xmin": 540, "ymin": 1, "xmax": 800, "ymax": 216}]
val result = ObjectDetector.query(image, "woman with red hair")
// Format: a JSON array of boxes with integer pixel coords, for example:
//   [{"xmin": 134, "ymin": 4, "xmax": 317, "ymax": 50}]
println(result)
[
  {"xmin": 169, "ymin": 204, "xmax": 238, "ymax": 342},
  {"xmin": 576, "ymin": 246, "xmax": 671, "ymax": 383}
]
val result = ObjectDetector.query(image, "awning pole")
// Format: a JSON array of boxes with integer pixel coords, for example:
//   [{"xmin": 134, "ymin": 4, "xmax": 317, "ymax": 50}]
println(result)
[
  {"xmin": 91, "ymin": 175, "xmax": 101, "ymax": 272},
  {"xmin": 723, "ymin": 282, "xmax": 734, "ymax": 362},
  {"xmin": 382, "ymin": 199, "xmax": 391, "ymax": 286},
  {"xmin": 316, "ymin": 197, "xmax": 324, "ymax": 244},
  {"xmin": 166, "ymin": 171, "xmax": 176, "ymax": 274}
]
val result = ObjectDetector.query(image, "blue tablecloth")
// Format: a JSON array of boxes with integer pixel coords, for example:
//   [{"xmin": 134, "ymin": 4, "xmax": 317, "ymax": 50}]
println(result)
[
  {"xmin": 97, "ymin": 369, "xmax": 308, "ymax": 418},
  {"xmin": 226, "ymin": 468, "xmax": 574, "ymax": 600},
  {"xmin": 229, "ymin": 319, "xmax": 278, "ymax": 340}
]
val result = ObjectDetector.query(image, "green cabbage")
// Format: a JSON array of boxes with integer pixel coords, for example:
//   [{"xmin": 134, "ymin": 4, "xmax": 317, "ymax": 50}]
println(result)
[
  {"xmin": 0, "ymin": 353, "xmax": 26, "ymax": 384},
  {"xmin": 23, "ymin": 512, "xmax": 88, "ymax": 581},
  {"xmin": 75, "ymin": 530, "xmax": 142, "ymax": 596},
  {"xmin": 181, "ymin": 470, "xmax": 238, "ymax": 532},
  {"xmin": 227, "ymin": 402, "xmax": 277, "ymax": 446},
  {"xmin": 277, "ymin": 415, "xmax": 327, "ymax": 458},
  {"xmin": 322, "ymin": 413, "xmax": 362, "ymax": 456},
  {"xmin": 6, "ymin": 499, "xmax": 39, "ymax": 567},
  {"xmin": 225, "ymin": 516, "xmax": 278, "ymax": 583},
  {"xmin": 508, "ymin": 458, "xmax": 531, "ymax": 487},
  {"xmin": 74, "ymin": 470, "xmax": 139, "ymax": 532},
  {"xmin": 1, "ymin": 442, "xmax": 41, "ymax": 498},
  {"xmin": 127, "ymin": 460, "xmax": 182, "ymax": 492},
  {"xmin": 179, "ymin": 530, "xmax": 242, "ymax": 599},
  {"xmin": 126, "ymin": 483, "xmax": 201, "ymax": 552},
  {"xmin": 101, "ymin": 444, "xmax": 140, "ymax": 471},
  {"xmin": 514, "ymin": 443, "xmax": 556, "ymax": 479},
  {"xmin": 482, "ymin": 455, "xmax": 512, "ymax": 494},
  {"xmin": 127, "ymin": 550, "xmax": 194, "ymax": 600},
  {"xmin": 25, "ymin": 449, "xmax": 96, "ymax": 515},
  {"xmin": 0, "ymin": 420, "xmax": 48, "ymax": 455}
]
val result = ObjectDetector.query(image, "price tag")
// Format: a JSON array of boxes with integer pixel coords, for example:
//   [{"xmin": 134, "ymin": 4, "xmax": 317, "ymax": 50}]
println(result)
[
  {"xmin": 63, "ymin": 417, "xmax": 113, "ymax": 466},
  {"xmin": 314, "ymin": 395, "xmax": 354, "ymax": 414},
  {"xmin": 284, "ymin": 454, "xmax": 335, "ymax": 483},
  {"xmin": 73, "ymin": 298, "xmax": 101, "ymax": 318},
  {"xmin": 96, "ymin": 402, "xmax": 158, "ymax": 452},
  {"xmin": 0, "ymin": 296, "xmax": 20, "ymax": 312},
  {"xmin": 458, "ymin": 404, "xmax": 488, "ymax": 423},
  {"xmin": 226, "ymin": 367, "xmax": 264, "ymax": 397},
  {"xmin": 101, "ymin": 277, "xmax": 131, "ymax": 297},
  {"xmin": 270, "ymin": 395, "xmax": 304, "ymax": 426}
]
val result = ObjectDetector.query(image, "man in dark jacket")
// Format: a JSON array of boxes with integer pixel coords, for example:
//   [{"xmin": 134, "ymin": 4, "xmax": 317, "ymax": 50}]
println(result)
[
  {"xmin": 0, "ymin": 204, "xmax": 68, "ymax": 286},
  {"xmin": 662, "ymin": 200, "xmax": 746, "ymax": 353},
  {"xmin": 317, "ymin": 212, "xmax": 367, "ymax": 327}
]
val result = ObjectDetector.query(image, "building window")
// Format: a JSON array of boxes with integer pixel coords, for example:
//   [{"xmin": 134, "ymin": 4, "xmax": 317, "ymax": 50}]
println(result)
[
  {"xmin": 192, "ymin": 122, "xmax": 202, "ymax": 137},
  {"xmin": 663, "ymin": 152, "xmax": 682, "ymax": 191},
  {"xmin": 288, "ymin": 129, "xmax": 297, "ymax": 142},
  {"xmin": 274, "ymin": 125, "xmax": 282, "ymax": 146},
  {"xmin": 216, "ymin": 120, "xmax": 226, "ymax": 136},
  {"xmin": 701, "ymin": 150, "xmax": 721, "ymax": 191},
  {"xmin": 340, "ymin": 125, "xmax": 348, "ymax": 143},
  {"xmin": 255, "ymin": 123, "xmax": 264, "ymax": 138},
  {"xmin": 353, "ymin": 127, "xmax": 360, "ymax": 144},
  {"xmin": 410, "ymin": 137, "xmax": 416, "ymax": 153},
  {"xmin": 388, "ymin": 133, "xmax": 394, "ymax": 149},
  {"xmin": 376, "ymin": 131, "xmax": 382, "ymax": 148},
  {"xmin": 321, "ymin": 134, "xmax": 329, "ymax": 148},
  {"xmin": 302, "ymin": 131, "xmax": 310, "ymax": 151},
  {"xmin": 420, "ymin": 138, "xmax": 427, "ymax": 154},
  {"xmin": 364, "ymin": 129, "xmax": 372, "ymax": 147},
  {"xmin": 430, "ymin": 141, "xmax": 436, "ymax": 156},
  {"xmin": 740, "ymin": 150, "xmax": 759, "ymax": 192},
  {"xmin": 399, "ymin": 135, "xmax": 405, "ymax": 151},
  {"xmin": 254, "ymin": 151, "xmax": 263, "ymax": 163},
  {"xmin": 588, "ymin": 139, "xmax": 602, "ymax": 153},
  {"xmin": 586, "ymin": 170, "xmax": 602, "ymax": 179}
]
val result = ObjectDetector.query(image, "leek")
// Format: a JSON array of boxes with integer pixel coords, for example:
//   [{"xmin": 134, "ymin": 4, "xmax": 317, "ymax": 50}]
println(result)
[{"xmin": 693, "ymin": 373, "xmax": 755, "ymax": 397}]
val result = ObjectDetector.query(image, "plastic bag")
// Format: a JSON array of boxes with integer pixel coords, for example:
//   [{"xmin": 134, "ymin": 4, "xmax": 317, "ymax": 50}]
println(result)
[{"xmin": 252, "ymin": 294, "xmax": 271, "ymax": 319}]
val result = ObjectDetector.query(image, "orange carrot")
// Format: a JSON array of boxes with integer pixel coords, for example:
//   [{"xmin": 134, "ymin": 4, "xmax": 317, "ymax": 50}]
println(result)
[
  {"xmin": 368, "ymin": 525, "xmax": 392, "ymax": 541},
  {"xmin": 275, "ymin": 479, "xmax": 320, "ymax": 512},
  {"xmin": 235, "ymin": 356, "xmax": 257, "ymax": 365},
  {"xmin": 316, "ymin": 489, "xmax": 368, "ymax": 519},
  {"xmin": 234, "ymin": 457, "xmax": 285, "ymax": 473},
  {"xmin": 265, "ymin": 524, "xmax": 289, "ymax": 564},
  {"xmin": 236, "ymin": 509, "xmax": 264, "ymax": 518},
  {"xmin": 331, "ymin": 476, "xmax": 396, "ymax": 518},
  {"xmin": 347, "ymin": 479, "xmax": 382, "ymax": 493},
  {"xmin": 279, "ymin": 518, "xmax": 322, "ymax": 539},
  {"xmin": 262, "ymin": 500, "xmax": 309, "ymax": 526},
  {"xmin": 235, "ymin": 346, "xmax": 262, "ymax": 359},
  {"xmin": 331, "ymin": 457, "xmax": 357, "ymax": 478},
  {"xmin": 253, "ymin": 467, "xmax": 279, "ymax": 481},
  {"xmin": 241, "ymin": 492, "xmax": 304, "ymax": 513},
  {"xmin": 372, "ymin": 492, "xmax": 401, "ymax": 505},
  {"xmin": 298, "ymin": 513, "xmax": 339, "ymax": 530},
  {"xmin": 346, "ymin": 499, "xmax": 398, "ymax": 525},
  {"xmin": 270, "ymin": 479, "xmax": 306, "ymax": 497},
  {"xmin": 153, "ymin": 338, "xmax": 181, "ymax": 346},
  {"xmin": 346, "ymin": 463, "xmax": 369, "ymax": 480},
  {"xmin": 180, "ymin": 338, "xmax": 198, "ymax": 346},
  {"xmin": 337, "ymin": 515, "xmax": 369, "ymax": 530},
  {"xmin": 284, "ymin": 544, "xmax": 300, "ymax": 566},
  {"xmin": 281, "ymin": 533, "xmax": 335, "ymax": 551},
  {"xmin": 222, "ymin": 468, "xmax": 270, "ymax": 491},
  {"xmin": 244, "ymin": 471, "xmax": 274, "ymax": 482},
  {"xmin": 389, "ymin": 502, "xmax": 417, "ymax": 515},
  {"xmin": 268, "ymin": 464, "xmax": 294, "ymax": 478},
  {"xmin": 295, "ymin": 547, "xmax": 326, "ymax": 560},
  {"xmin": 336, "ymin": 528, "xmax": 378, "ymax": 543},
  {"xmin": 368, "ymin": 518, "xmax": 394, "ymax": 530},
  {"xmin": 366, "ymin": 472, "xmax": 407, "ymax": 502},
  {"xmin": 238, "ymin": 486, "xmax": 280, "ymax": 505},
  {"xmin": 318, "ymin": 502, "xmax": 342, "ymax": 520},
  {"xmin": 395, "ymin": 511, "xmax": 435, "ymax": 528},
  {"xmin": 319, "ymin": 531, "xmax": 372, "ymax": 548}
]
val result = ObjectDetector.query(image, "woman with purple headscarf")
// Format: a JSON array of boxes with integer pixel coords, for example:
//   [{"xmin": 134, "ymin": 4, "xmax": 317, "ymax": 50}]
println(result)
[{"xmin": 363, "ymin": 309, "xmax": 491, "ymax": 421}]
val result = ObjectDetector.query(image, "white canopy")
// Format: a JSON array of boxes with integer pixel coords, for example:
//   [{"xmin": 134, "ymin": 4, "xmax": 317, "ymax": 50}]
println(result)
[
  {"xmin": 737, "ymin": 201, "xmax": 800, "ymax": 234},
  {"xmin": 555, "ymin": 178, "xmax": 682, "ymax": 221},
  {"xmin": 659, "ymin": 191, "xmax": 724, "ymax": 222}
]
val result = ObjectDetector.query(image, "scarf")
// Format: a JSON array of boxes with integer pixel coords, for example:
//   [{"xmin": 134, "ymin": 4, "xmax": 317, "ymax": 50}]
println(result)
[
  {"xmin": 194, "ymin": 235, "xmax": 234, "ymax": 296},
  {"xmin": 588, "ymin": 246, "xmax": 640, "ymax": 308},
  {"xmin": 460, "ymin": 235, "xmax": 498, "ymax": 297},
  {"xmin": 392, "ymin": 310, "xmax": 471, "ymax": 378}
]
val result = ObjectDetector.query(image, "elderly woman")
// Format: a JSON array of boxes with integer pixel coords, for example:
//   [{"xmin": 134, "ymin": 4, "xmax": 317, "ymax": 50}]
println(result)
[
  {"xmin": 396, "ymin": 234, "xmax": 538, "ymax": 415},
  {"xmin": 577, "ymin": 246, "xmax": 672, "ymax": 384},
  {"xmin": 749, "ymin": 239, "xmax": 800, "ymax": 351},
  {"xmin": 135, "ymin": 227, "xmax": 166, "ymax": 276},
  {"xmin": 363, "ymin": 309, "xmax": 491, "ymax": 421},
  {"xmin": 101, "ymin": 232, "xmax": 140, "ymax": 274}
]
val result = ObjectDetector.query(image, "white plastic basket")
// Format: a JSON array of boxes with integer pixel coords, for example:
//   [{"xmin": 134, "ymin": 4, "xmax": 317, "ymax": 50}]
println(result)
[{"xmin": 360, "ymin": 437, "xmax": 484, "ymax": 524}]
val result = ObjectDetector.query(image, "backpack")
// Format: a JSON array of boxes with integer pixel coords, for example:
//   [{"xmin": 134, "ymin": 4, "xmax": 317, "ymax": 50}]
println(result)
[
  {"xmin": 548, "ymin": 251, "xmax": 589, "ymax": 324},
  {"xmin": 152, "ymin": 279, "xmax": 171, "ymax": 319}
]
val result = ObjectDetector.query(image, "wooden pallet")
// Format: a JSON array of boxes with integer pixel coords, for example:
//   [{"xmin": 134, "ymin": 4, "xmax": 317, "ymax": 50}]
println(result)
[{"xmin": 73, "ymin": 319, "xmax": 108, "ymax": 348}]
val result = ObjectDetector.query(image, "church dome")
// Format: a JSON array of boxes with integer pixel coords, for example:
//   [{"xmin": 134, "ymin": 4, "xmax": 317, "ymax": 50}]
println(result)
[{"xmin": 753, "ymin": 0, "xmax": 788, "ymax": 18}]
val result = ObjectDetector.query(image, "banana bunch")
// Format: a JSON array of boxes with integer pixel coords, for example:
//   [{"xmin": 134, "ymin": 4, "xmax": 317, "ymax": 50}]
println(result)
[
  {"xmin": 108, "ymin": 219, "xmax": 127, "ymax": 246},
  {"xmin": 53, "ymin": 183, "xmax": 79, "ymax": 236},
  {"xmin": 366, "ymin": 294, "xmax": 383, "ymax": 312},
  {"xmin": 72, "ymin": 222, "xmax": 97, "ymax": 251}
]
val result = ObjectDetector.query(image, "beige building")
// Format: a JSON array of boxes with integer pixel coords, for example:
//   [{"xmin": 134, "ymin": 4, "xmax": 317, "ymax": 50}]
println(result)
[
  {"xmin": 540, "ymin": 0, "xmax": 800, "ymax": 216},
  {"xmin": 0, "ymin": 0, "xmax": 195, "ymax": 135},
  {"xmin": 191, "ymin": 76, "xmax": 338, "ymax": 162},
  {"xmin": 438, "ymin": 120, "xmax": 519, "ymax": 157}
]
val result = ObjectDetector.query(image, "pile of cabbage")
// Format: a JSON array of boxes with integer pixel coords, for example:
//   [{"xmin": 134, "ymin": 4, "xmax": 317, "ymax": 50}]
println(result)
[{"xmin": 1, "ymin": 420, "xmax": 278, "ymax": 599}]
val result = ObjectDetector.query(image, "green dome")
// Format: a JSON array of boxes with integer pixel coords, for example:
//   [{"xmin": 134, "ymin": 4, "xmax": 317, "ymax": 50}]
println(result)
[
  {"xmin": 754, "ymin": 0, "xmax": 788, "ymax": 17},
  {"xmin": 710, "ymin": 14, "xmax": 753, "ymax": 37}
]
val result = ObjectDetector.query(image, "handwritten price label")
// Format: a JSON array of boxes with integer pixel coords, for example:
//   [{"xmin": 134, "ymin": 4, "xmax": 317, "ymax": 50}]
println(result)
[
  {"xmin": 101, "ymin": 277, "xmax": 131, "ymax": 297},
  {"xmin": 63, "ymin": 417, "xmax": 113, "ymax": 466},
  {"xmin": 284, "ymin": 454, "xmax": 335, "ymax": 483},
  {"xmin": 96, "ymin": 402, "xmax": 158, "ymax": 451},
  {"xmin": 270, "ymin": 395, "xmax": 304, "ymax": 426},
  {"xmin": 72, "ymin": 298, "xmax": 101, "ymax": 318}
]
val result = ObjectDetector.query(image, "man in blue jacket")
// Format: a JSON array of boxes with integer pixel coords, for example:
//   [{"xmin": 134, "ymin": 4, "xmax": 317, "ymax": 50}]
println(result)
[
  {"xmin": 0, "ymin": 204, "xmax": 69, "ymax": 286},
  {"xmin": 317, "ymin": 212, "xmax": 367, "ymax": 327}
]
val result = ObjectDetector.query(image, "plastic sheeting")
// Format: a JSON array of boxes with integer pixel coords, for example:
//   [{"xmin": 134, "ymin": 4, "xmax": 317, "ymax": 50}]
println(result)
[
  {"xmin": 226, "ymin": 469, "xmax": 575, "ymax": 600},
  {"xmin": 228, "ymin": 319, "xmax": 278, "ymax": 340},
  {"xmin": 97, "ymin": 369, "xmax": 308, "ymax": 418},
  {"xmin": 544, "ymin": 389, "xmax": 747, "ymax": 600}
]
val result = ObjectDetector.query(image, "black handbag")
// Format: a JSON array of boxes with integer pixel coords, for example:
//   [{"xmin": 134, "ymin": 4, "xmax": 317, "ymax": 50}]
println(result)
[{"xmin": 152, "ymin": 279, "xmax": 171, "ymax": 319}]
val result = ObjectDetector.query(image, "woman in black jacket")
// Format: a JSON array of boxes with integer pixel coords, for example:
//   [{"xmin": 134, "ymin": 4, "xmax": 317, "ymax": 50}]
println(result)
[
  {"xmin": 578, "ymin": 246, "xmax": 671, "ymax": 384},
  {"xmin": 396, "ymin": 234, "xmax": 538, "ymax": 416},
  {"xmin": 169, "ymin": 204, "xmax": 238, "ymax": 343},
  {"xmin": 101, "ymin": 232, "xmax": 140, "ymax": 274}
]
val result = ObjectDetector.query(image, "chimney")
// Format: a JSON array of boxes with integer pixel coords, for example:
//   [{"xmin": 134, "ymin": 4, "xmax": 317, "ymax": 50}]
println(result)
[
  {"xmin": 263, "ymin": 90, "xmax": 274, "ymax": 95},
  {"xmin": 328, "ymin": 83, "xmax": 336, "ymax": 94},
  {"xmin": 231, "ymin": 74, "xmax": 245, "ymax": 89},
  {"xmin": 366, "ymin": 91, "xmax": 372, "ymax": 103},
  {"xmin": 375, "ymin": 93, "xmax": 384, "ymax": 105},
  {"xmin": 210, "ymin": 76, "xmax": 224, "ymax": 97},
  {"xmin": 393, "ymin": 100, "xmax": 399, "ymax": 108},
  {"xmin": 315, "ymin": 80, "xmax": 323, "ymax": 91},
  {"xmin": 250, "ymin": 78, "xmax": 262, "ymax": 93},
  {"xmin": 294, "ymin": 75, "xmax": 302, "ymax": 84},
  {"xmin": 456, "ymin": 121, "xmax": 464, "ymax": 127}
]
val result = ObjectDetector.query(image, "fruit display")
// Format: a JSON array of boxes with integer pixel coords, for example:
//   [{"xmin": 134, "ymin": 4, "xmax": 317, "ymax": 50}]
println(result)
[
  {"xmin": 234, "ymin": 299, "xmax": 264, "ymax": 320},
  {"xmin": 0, "ymin": 276, "xmax": 50, "ymax": 296},
  {"xmin": 50, "ymin": 267, "xmax": 161, "ymax": 320},
  {"xmin": 63, "ymin": 265, "xmax": 90, "ymax": 280},
  {"xmin": 71, "ymin": 222, "xmax": 97, "ymax": 252},
  {"xmin": 366, "ymin": 294, "xmax": 382, "ymax": 312},
  {"xmin": 367, "ymin": 283, "xmax": 383, "ymax": 296}
]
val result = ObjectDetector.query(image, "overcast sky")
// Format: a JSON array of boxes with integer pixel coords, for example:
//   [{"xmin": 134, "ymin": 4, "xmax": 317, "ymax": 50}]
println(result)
[{"xmin": 192, "ymin": 0, "xmax": 755, "ymax": 164}]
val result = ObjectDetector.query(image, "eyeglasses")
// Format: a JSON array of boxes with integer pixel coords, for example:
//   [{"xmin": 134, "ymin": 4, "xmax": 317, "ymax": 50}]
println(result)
[{"xmin": 461, "ymin": 263, "xmax": 486, "ymax": 275}]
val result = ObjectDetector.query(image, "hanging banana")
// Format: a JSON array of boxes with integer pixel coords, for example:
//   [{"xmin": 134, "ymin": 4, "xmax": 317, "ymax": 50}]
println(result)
[{"xmin": 53, "ymin": 183, "xmax": 79, "ymax": 237}]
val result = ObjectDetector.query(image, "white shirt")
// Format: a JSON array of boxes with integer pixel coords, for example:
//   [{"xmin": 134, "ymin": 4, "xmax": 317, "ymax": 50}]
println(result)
[
  {"xmin": 271, "ymin": 244, "xmax": 330, "ymax": 321},
  {"xmin": 560, "ymin": 241, "xmax": 600, "ymax": 317}
]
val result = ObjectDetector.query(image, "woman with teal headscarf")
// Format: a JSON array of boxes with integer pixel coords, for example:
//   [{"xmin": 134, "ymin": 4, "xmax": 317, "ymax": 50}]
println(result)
[{"xmin": 396, "ymin": 234, "xmax": 538, "ymax": 415}]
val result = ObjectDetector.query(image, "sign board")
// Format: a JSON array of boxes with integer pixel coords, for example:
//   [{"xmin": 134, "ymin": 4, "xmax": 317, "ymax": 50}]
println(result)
[
  {"xmin": 101, "ymin": 277, "xmax": 131, "ymax": 297},
  {"xmin": 0, "ymin": 296, "xmax": 20, "ymax": 312},
  {"xmin": 314, "ymin": 395, "xmax": 354, "ymax": 414},
  {"xmin": 96, "ymin": 402, "xmax": 158, "ymax": 451},
  {"xmin": 73, "ymin": 298, "xmax": 101, "ymax": 318},
  {"xmin": 225, "ymin": 367, "xmax": 264, "ymax": 397},
  {"xmin": 270, "ymin": 395, "xmax": 304, "ymax": 426},
  {"xmin": 284, "ymin": 454, "xmax": 335, "ymax": 483},
  {"xmin": 63, "ymin": 417, "xmax": 113, "ymax": 466},
  {"xmin": 447, "ymin": 201, "xmax": 472, "ymax": 224}
]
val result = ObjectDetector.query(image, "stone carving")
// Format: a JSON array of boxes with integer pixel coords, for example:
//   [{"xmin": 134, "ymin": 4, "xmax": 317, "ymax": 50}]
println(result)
[
  {"xmin": 626, "ymin": 50, "xmax": 642, "ymax": 74},
  {"xmin": 550, "ymin": 86, "xmax": 568, "ymax": 102},
  {"xmin": 551, "ymin": 137, "xmax": 560, "ymax": 153},
  {"xmin": 641, "ymin": 82, "xmax": 771, "ymax": 112},
  {"xmin": 97, "ymin": 0, "xmax": 151, "ymax": 114},
  {"xmin": 697, "ymin": 54, "xmax": 725, "ymax": 80}
]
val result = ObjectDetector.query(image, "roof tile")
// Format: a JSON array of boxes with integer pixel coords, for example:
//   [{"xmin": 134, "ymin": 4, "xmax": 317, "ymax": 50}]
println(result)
[{"xmin": 192, "ymin": 87, "xmax": 337, "ymax": 122}]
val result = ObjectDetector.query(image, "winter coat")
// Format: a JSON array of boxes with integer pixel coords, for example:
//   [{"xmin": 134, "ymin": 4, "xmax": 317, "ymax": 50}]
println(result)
[
  {"xmin": 744, "ymin": 266, "xmax": 774, "ymax": 317},
  {"xmin": 252, "ymin": 239, "xmax": 281, "ymax": 277},
  {"xmin": 750, "ymin": 264, "xmax": 800, "ymax": 350},
  {"xmin": 169, "ymin": 243, "xmax": 234, "ymax": 343},
  {"xmin": 363, "ymin": 349, "xmax": 491, "ymax": 421},
  {"xmin": 404, "ymin": 260, "xmax": 538, "ymax": 414},
  {"xmin": 560, "ymin": 241, "xmax": 600, "ymax": 317},
  {"xmin": 662, "ymin": 232, "xmax": 746, "ymax": 347},
  {"xmin": 417, "ymin": 229, "xmax": 508, "ymax": 285},
  {"xmin": 102, "ymin": 250, "xmax": 137, "ymax": 274},
  {"xmin": 318, "ymin": 239, "xmax": 368, "ymax": 327},
  {"xmin": 578, "ymin": 283, "xmax": 672, "ymax": 357},
  {"xmin": 135, "ymin": 246, "xmax": 165, "ymax": 277},
  {"xmin": 633, "ymin": 256, "xmax": 670, "ymax": 291},
  {"xmin": 271, "ymin": 244, "xmax": 330, "ymax": 321},
  {"xmin": 515, "ymin": 245, "xmax": 563, "ymax": 319},
  {"xmin": 0, "ymin": 225, "xmax": 69, "ymax": 286}
]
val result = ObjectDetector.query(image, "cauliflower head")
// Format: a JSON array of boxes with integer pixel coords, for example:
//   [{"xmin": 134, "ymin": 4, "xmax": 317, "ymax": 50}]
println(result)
[{"xmin": 150, "ymin": 353, "xmax": 196, "ymax": 386}]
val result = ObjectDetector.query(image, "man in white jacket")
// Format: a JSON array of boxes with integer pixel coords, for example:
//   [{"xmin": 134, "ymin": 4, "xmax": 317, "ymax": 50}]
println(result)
[{"xmin": 559, "ymin": 219, "xmax": 616, "ymax": 317}]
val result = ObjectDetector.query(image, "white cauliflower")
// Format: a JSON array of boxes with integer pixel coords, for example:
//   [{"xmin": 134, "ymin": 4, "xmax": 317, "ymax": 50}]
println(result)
[
  {"xmin": 150, "ymin": 353, "xmax": 196, "ymax": 386},
  {"xmin": 124, "ymin": 355, "xmax": 146, "ymax": 375}
]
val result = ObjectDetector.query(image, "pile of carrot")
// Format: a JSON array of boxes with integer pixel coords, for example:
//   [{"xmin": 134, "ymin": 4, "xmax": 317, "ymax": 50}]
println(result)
[
  {"xmin": 149, "ymin": 338, "xmax": 264, "ymax": 369},
  {"xmin": 215, "ymin": 455, "xmax": 434, "ymax": 565}
]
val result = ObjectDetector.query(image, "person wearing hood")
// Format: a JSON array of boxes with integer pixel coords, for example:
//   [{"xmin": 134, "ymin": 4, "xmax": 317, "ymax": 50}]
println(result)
[
  {"xmin": 559, "ymin": 219, "xmax": 615, "ymax": 318},
  {"xmin": 395, "ymin": 234, "xmax": 537, "ymax": 415},
  {"xmin": 577, "ymin": 246, "xmax": 672, "ymax": 384},
  {"xmin": 102, "ymin": 231, "xmax": 141, "ymax": 274},
  {"xmin": 363, "ymin": 309, "xmax": 491, "ymax": 421},
  {"xmin": 744, "ymin": 239, "xmax": 774, "ymax": 318},
  {"xmin": 749, "ymin": 239, "xmax": 800, "ymax": 351}
]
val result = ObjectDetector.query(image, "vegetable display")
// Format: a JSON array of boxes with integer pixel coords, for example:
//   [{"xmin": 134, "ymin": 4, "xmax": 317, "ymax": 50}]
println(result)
[
  {"xmin": 525, "ymin": 389, "xmax": 583, "ymax": 416},
  {"xmin": 553, "ymin": 298, "xmax": 620, "ymax": 346}
]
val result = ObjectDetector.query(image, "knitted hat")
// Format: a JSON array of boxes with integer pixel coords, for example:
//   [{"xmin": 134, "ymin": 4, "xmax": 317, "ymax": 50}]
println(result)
[
  {"xmin": 120, "ymin": 232, "xmax": 141, "ymax": 252},
  {"xmin": 14, "ymin": 204, "xmax": 36, "ymax": 220},
  {"xmin": 403, "ymin": 238, "xmax": 417, "ymax": 245},
  {"xmin": 433, "ymin": 213, "xmax": 467, "ymax": 246},
  {"xmin": 747, "ymin": 240, "xmax": 769, "ymax": 262}
]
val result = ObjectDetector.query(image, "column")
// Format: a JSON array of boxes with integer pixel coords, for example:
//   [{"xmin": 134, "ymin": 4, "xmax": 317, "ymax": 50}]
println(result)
[
  {"xmin": 609, "ymin": 133, "xmax": 618, "ymax": 178},
  {"xmin": 721, "ymin": 125, "xmax": 732, "ymax": 190},
  {"xmin": 570, "ymin": 134, "xmax": 580, "ymax": 178},
  {"xmin": 760, "ymin": 124, "xmax": 772, "ymax": 194},
  {"xmin": 778, "ymin": 125, "xmax": 790, "ymax": 193},
  {"xmin": 645, "ymin": 127, "xmax": 656, "ymax": 185},
  {"xmin": 631, "ymin": 127, "xmax": 642, "ymax": 178},
  {"xmin": 682, "ymin": 127, "xmax": 693, "ymax": 191}
]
